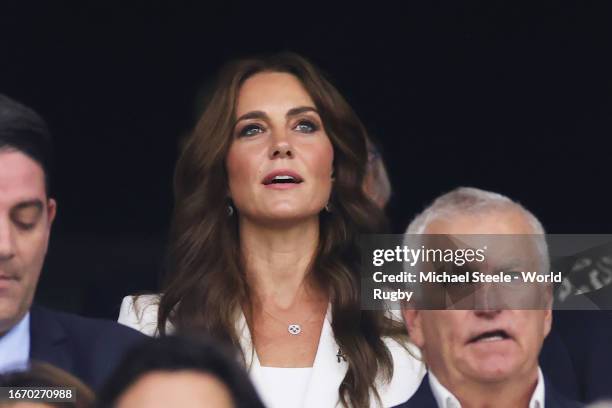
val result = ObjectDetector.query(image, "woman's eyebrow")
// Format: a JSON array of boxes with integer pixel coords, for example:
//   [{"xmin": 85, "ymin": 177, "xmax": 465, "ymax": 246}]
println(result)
[
  {"xmin": 286, "ymin": 106, "xmax": 318, "ymax": 117},
  {"xmin": 235, "ymin": 110, "xmax": 269, "ymax": 123},
  {"xmin": 235, "ymin": 106, "xmax": 318, "ymax": 124}
]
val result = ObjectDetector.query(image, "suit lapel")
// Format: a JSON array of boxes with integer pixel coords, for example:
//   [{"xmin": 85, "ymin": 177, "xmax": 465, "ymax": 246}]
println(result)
[
  {"xmin": 28, "ymin": 305, "xmax": 73, "ymax": 374},
  {"xmin": 398, "ymin": 374, "xmax": 438, "ymax": 408}
]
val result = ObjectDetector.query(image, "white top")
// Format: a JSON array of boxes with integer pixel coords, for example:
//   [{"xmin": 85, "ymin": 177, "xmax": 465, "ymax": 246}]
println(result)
[
  {"xmin": 0, "ymin": 312, "xmax": 30, "ymax": 373},
  {"xmin": 428, "ymin": 367, "xmax": 545, "ymax": 408},
  {"xmin": 118, "ymin": 294, "xmax": 426, "ymax": 408},
  {"xmin": 257, "ymin": 367, "xmax": 313, "ymax": 408}
]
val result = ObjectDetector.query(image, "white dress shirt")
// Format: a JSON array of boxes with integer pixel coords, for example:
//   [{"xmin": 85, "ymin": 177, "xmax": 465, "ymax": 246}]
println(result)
[
  {"xmin": 118, "ymin": 294, "xmax": 426, "ymax": 408},
  {"xmin": 428, "ymin": 367, "xmax": 545, "ymax": 408},
  {"xmin": 0, "ymin": 312, "xmax": 30, "ymax": 373}
]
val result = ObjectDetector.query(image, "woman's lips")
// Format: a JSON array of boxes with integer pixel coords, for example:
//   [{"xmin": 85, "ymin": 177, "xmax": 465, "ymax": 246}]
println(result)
[
  {"xmin": 261, "ymin": 169, "xmax": 304, "ymax": 187},
  {"xmin": 263, "ymin": 181, "xmax": 303, "ymax": 190}
]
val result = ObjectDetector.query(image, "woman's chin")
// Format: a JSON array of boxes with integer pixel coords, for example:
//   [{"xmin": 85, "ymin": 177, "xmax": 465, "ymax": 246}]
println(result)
[{"xmin": 246, "ymin": 207, "xmax": 322, "ymax": 226}]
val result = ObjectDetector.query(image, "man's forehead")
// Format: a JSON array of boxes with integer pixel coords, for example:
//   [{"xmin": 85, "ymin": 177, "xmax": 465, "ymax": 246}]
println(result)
[
  {"xmin": 424, "ymin": 208, "xmax": 535, "ymax": 235},
  {"xmin": 0, "ymin": 150, "xmax": 47, "ymax": 207}
]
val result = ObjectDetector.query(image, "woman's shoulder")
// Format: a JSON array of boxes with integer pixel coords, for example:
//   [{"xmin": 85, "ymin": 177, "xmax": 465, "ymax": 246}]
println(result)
[{"xmin": 118, "ymin": 294, "xmax": 163, "ymax": 337}]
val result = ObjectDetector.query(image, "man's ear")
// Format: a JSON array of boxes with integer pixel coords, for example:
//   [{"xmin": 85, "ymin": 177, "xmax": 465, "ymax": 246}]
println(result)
[
  {"xmin": 402, "ymin": 308, "xmax": 425, "ymax": 348},
  {"xmin": 542, "ymin": 285, "xmax": 553, "ymax": 338},
  {"xmin": 47, "ymin": 198, "xmax": 57, "ymax": 226},
  {"xmin": 543, "ymin": 308, "xmax": 553, "ymax": 338}
]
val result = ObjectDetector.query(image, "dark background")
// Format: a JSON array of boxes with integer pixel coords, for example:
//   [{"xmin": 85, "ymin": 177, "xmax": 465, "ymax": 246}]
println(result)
[{"xmin": 0, "ymin": 2, "xmax": 610, "ymax": 318}]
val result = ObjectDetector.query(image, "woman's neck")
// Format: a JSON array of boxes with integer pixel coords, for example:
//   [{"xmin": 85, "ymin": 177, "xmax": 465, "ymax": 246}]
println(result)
[{"xmin": 240, "ymin": 216, "xmax": 323, "ymax": 308}]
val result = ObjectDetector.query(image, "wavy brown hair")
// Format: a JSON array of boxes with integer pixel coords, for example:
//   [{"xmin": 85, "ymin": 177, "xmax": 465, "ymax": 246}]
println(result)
[{"xmin": 158, "ymin": 52, "xmax": 407, "ymax": 407}]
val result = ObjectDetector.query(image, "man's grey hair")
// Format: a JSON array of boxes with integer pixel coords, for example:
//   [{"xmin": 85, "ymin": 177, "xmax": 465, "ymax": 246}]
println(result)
[
  {"xmin": 405, "ymin": 187, "xmax": 549, "ymax": 271},
  {"xmin": 407, "ymin": 187, "xmax": 546, "ymax": 235}
]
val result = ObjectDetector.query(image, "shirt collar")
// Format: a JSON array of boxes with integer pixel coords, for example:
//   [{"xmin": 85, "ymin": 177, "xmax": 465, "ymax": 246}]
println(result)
[
  {"xmin": 530, "ymin": 367, "xmax": 545, "ymax": 408},
  {"xmin": 428, "ymin": 367, "xmax": 545, "ymax": 408},
  {"xmin": 0, "ymin": 312, "xmax": 31, "ymax": 373},
  {"xmin": 428, "ymin": 369, "xmax": 461, "ymax": 408}
]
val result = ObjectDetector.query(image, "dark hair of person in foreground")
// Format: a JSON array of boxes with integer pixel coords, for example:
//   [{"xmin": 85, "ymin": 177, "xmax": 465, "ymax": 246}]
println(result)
[
  {"xmin": 96, "ymin": 335, "xmax": 265, "ymax": 408},
  {"xmin": 0, "ymin": 361, "xmax": 95, "ymax": 408}
]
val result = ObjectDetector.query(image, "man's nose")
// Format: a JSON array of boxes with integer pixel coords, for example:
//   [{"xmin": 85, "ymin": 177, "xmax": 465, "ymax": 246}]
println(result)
[
  {"xmin": 268, "ymin": 131, "xmax": 294, "ymax": 159},
  {"xmin": 473, "ymin": 284, "xmax": 502, "ymax": 317},
  {"xmin": 0, "ymin": 219, "xmax": 15, "ymax": 261}
]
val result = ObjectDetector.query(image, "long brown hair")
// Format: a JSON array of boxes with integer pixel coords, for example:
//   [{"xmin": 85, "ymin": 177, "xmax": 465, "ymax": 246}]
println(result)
[{"xmin": 159, "ymin": 52, "xmax": 406, "ymax": 407}]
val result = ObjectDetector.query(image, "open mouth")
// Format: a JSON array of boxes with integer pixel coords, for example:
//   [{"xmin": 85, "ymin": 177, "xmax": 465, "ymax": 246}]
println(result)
[
  {"xmin": 262, "ymin": 172, "xmax": 304, "ymax": 186},
  {"xmin": 468, "ymin": 329, "xmax": 512, "ymax": 343}
]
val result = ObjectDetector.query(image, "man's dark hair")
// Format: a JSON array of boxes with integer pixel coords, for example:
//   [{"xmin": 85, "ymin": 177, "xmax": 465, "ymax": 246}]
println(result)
[
  {"xmin": 96, "ymin": 335, "xmax": 266, "ymax": 408},
  {"xmin": 0, "ymin": 94, "xmax": 53, "ymax": 194}
]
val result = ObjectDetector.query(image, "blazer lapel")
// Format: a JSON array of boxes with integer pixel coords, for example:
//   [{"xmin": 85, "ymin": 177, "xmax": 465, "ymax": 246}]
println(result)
[
  {"xmin": 28, "ymin": 305, "xmax": 73, "ymax": 374},
  {"xmin": 236, "ymin": 310, "xmax": 264, "ymax": 390},
  {"xmin": 301, "ymin": 306, "xmax": 347, "ymax": 408}
]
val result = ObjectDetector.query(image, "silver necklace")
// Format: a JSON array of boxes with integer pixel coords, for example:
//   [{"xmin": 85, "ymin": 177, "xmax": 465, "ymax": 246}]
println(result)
[{"xmin": 261, "ymin": 307, "xmax": 321, "ymax": 336}]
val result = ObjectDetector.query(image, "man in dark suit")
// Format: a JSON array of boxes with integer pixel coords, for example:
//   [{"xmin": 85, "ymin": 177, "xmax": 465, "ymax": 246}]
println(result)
[
  {"xmin": 394, "ymin": 187, "xmax": 583, "ymax": 407},
  {"xmin": 0, "ymin": 94, "xmax": 144, "ymax": 389}
]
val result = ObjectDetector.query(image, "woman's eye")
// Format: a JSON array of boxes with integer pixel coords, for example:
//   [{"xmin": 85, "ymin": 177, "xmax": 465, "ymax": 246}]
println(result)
[
  {"xmin": 294, "ymin": 120, "xmax": 318, "ymax": 133},
  {"xmin": 239, "ymin": 124, "xmax": 264, "ymax": 137}
]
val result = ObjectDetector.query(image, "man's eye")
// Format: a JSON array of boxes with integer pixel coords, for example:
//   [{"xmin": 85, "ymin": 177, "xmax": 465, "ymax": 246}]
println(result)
[
  {"xmin": 504, "ymin": 271, "xmax": 523, "ymax": 282},
  {"xmin": 15, "ymin": 220, "xmax": 36, "ymax": 231},
  {"xmin": 294, "ymin": 120, "xmax": 318, "ymax": 133},
  {"xmin": 239, "ymin": 124, "xmax": 264, "ymax": 137}
]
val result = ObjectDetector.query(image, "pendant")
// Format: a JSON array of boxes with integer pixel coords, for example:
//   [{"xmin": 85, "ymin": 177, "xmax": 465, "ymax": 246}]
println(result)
[{"xmin": 288, "ymin": 324, "xmax": 302, "ymax": 335}]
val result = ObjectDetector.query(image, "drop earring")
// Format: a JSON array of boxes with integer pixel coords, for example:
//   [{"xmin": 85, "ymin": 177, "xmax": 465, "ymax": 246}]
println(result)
[{"xmin": 227, "ymin": 204, "xmax": 234, "ymax": 216}]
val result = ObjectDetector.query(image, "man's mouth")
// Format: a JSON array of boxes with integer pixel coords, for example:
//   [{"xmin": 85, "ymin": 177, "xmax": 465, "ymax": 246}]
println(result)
[{"xmin": 468, "ymin": 329, "xmax": 512, "ymax": 343}]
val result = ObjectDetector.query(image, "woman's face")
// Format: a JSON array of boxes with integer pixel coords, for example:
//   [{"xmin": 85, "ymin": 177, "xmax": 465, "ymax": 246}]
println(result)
[{"xmin": 226, "ymin": 72, "xmax": 334, "ymax": 225}]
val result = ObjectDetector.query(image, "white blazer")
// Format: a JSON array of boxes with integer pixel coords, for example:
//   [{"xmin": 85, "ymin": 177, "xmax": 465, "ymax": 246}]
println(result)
[{"xmin": 118, "ymin": 294, "xmax": 425, "ymax": 408}]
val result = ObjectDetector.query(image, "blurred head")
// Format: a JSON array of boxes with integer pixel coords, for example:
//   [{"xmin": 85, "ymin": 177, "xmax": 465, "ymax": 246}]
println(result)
[
  {"xmin": 97, "ymin": 336, "xmax": 265, "ymax": 408},
  {"xmin": 402, "ymin": 187, "xmax": 551, "ymax": 387},
  {"xmin": 0, "ymin": 361, "xmax": 95, "ymax": 408},
  {"xmin": 0, "ymin": 95, "xmax": 56, "ymax": 335},
  {"xmin": 114, "ymin": 371, "xmax": 233, "ymax": 408},
  {"xmin": 362, "ymin": 137, "xmax": 391, "ymax": 209}
]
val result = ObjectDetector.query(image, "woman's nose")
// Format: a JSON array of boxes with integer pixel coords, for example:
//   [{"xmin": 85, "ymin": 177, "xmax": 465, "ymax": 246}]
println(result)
[{"xmin": 268, "ymin": 134, "xmax": 294, "ymax": 159}]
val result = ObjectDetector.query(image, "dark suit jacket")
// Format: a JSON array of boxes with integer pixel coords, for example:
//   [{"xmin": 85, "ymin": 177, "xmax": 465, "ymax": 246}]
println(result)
[
  {"xmin": 29, "ymin": 305, "xmax": 145, "ymax": 390},
  {"xmin": 540, "ymin": 310, "xmax": 612, "ymax": 402},
  {"xmin": 392, "ymin": 374, "xmax": 584, "ymax": 408}
]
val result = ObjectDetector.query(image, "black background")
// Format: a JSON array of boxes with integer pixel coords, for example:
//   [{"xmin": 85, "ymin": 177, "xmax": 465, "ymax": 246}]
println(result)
[{"xmin": 1, "ymin": 2, "xmax": 610, "ymax": 318}]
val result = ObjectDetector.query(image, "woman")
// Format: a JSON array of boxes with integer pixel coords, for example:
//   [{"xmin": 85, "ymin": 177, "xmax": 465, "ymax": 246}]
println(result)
[{"xmin": 119, "ymin": 52, "xmax": 424, "ymax": 407}]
